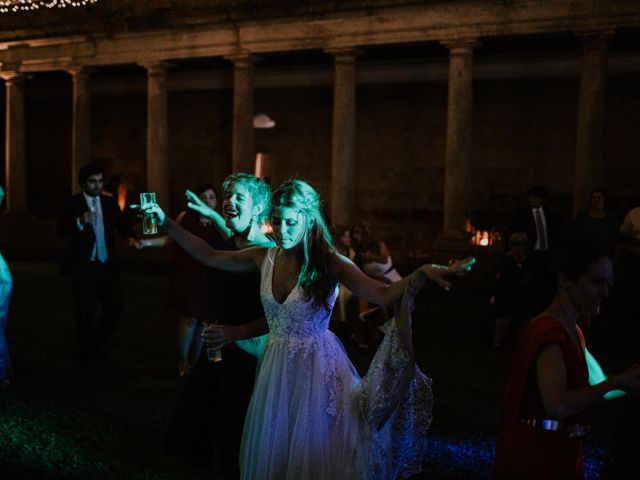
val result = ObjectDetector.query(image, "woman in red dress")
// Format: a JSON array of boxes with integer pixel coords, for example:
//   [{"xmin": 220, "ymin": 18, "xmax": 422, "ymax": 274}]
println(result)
[{"xmin": 492, "ymin": 241, "xmax": 640, "ymax": 479}]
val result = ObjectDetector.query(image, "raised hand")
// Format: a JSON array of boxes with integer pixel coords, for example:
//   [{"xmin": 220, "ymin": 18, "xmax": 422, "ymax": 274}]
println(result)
[
  {"xmin": 130, "ymin": 202, "xmax": 166, "ymax": 226},
  {"xmin": 447, "ymin": 257, "xmax": 476, "ymax": 275},
  {"xmin": 420, "ymin": 257, "xmax": 475, "ymax": 291},
  {"xmin": 186, "ymin": 189, "xmax": 216, "ymax": 219},
  {"xmin": 79, "ymin": 210, "xmax": 96, "ymax": 226}
]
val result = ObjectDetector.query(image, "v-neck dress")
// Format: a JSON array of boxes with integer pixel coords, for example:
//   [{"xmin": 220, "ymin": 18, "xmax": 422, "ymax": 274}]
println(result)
[{"xmin": 239, "ymin": 247, "xmax": 433, "ymax": 479}]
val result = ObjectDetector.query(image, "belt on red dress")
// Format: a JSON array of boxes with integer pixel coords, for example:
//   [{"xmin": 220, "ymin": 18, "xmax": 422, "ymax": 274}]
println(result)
[
  {"xmin": 520, "ymin": 418, "xmax": 590, "ymax": 438},
  {"xmin": 521, "ymin": 418, "xmax": 563, "ymax": 430}
]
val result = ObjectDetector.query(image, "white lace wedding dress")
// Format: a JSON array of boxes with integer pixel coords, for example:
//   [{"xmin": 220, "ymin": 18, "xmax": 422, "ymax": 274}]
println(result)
[{"xmin": 239, "ymin": 248, "xmax": 433, "ymax": 480}]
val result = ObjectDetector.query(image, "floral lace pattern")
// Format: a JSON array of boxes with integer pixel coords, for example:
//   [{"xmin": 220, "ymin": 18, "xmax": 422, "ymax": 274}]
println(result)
[
  {"xmin": 261, "ymin": 247, "xmax": 338, "ymax": 338},
  {"xmin": 240, "ymin": 248, "xmax": 433, "ymax": 479},
  {"xmin": 261, "ymin": 248, "xmax": 342, "ymax": 416}
]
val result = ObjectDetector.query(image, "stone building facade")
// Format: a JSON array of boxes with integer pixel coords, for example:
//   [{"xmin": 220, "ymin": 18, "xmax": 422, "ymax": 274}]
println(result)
[{"xmin": 1, "ymin": 0, "xmax": 639, "ymax": 259}]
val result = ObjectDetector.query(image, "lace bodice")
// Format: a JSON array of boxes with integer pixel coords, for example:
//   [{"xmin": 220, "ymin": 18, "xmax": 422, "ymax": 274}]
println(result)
[{"xmin": 260, "ymin": 247, "xmax": 338, "ymax": 338}]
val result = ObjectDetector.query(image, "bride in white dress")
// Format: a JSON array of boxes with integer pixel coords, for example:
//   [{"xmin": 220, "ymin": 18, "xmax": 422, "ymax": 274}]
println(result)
[{"xmin": 144, "ymin": 179, "xmax": 474, "ymax": 479}]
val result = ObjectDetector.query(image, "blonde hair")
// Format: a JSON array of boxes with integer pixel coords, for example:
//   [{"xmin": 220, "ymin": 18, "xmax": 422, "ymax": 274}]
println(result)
[
  {"xmin": 270, "ymin": 179, "xmax": 335, "ymax": 310},
  {"xmin": 222, "ymin": 173, "xmax": 271, "ymax": 224}
]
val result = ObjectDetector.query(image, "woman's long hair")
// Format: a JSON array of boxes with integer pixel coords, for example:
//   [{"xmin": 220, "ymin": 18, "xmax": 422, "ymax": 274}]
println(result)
[{"xmin": 270, "ymin": 179, "xmax": 336, "ymax": 311}]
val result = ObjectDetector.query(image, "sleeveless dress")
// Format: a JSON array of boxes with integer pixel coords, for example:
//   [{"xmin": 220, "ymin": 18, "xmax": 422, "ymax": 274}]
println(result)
[
  {"xmin": 492, "ymin": 315, "xmax": 590, "ymax": 479},
  {"xmin": 239, "ymin": 247, "xmax": 433, "ymax": 480}
]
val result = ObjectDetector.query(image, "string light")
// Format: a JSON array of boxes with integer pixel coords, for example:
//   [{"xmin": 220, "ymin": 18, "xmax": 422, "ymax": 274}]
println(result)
[{"xmin": 0, "ymin": 1, "xmax": 98, "ymax": 14}]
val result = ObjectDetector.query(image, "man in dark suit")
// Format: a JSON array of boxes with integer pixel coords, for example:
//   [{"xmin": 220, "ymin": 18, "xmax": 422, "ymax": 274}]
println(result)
[
  {"xmin": 57, "ymin": 164, "xmax": 141, "ymax": 362},
  {"xmin": 507, "ymin": 185, "xmax": 567, "ymax": 309}
]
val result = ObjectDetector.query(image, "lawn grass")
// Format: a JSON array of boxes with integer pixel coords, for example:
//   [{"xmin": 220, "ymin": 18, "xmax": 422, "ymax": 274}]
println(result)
[{"xmin": 0, "ymin": 261, "xmax": 615, "ymax": 479}]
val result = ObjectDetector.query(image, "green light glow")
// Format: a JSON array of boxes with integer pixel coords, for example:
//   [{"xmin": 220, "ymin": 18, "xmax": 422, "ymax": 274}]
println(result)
[{"xmin": 585, "ymin": 347, "xmax": 625, "ymax": 401}]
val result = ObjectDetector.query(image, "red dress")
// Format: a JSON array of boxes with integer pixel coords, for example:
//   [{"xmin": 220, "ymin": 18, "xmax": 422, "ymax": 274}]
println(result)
[
  {"xmin": 492, "ymin": 315, "xmax": 590, "ymax": 480},
  {"xmin": 166, "ymin": 210, "xmax": 225, "ymax": 319}
]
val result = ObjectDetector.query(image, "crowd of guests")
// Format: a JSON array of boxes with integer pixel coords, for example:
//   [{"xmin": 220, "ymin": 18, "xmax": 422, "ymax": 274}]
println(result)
[{"xmin": 1, "ymin": 168, "xmax": 639, "ymax": 480}]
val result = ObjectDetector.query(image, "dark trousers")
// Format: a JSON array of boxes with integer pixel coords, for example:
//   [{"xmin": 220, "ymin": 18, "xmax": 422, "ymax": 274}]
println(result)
[
  {"xmin": 70, "ymin": 262, "xmax": 123, "ymax": 355},
  {"xmin": 165, "ymin": 345, "xmax": 256, "ymax": 480}
]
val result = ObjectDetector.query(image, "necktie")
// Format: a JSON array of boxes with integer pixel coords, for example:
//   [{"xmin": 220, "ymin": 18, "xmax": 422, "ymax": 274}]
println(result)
[
  {"xmin": 92, "ymin": 197, "xmax": 108, "ymax": 263},
  {"xmin": 533, "ymin": 208, "xmax": 548, "ymax": 251}
]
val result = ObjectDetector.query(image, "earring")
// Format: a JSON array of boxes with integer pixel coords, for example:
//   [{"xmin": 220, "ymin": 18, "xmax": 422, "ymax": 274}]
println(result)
[{"xmin": 247, "ymin": 215, "xmax": 258, "ymax": 241}]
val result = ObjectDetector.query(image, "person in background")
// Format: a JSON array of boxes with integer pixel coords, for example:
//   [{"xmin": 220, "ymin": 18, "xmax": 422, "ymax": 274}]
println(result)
[
  {"xmin": 330, "ymin": 225, "xmax": 357, "ymax": 326},
  {"xmin": 0, "ymin": 185, "xmax": 12, "ymax": 387},
  {"xmin": 138, "ymin": 184, "xmax": 226, "ymax": 376},
  {"xmin": 490, "ymin": 232, "xmax": 538, "ymax": 348},
  {"xmin": 351, "ymin": 221, "xmax": 402, "ymax": 348},
  {"xmin": 507, "ymin": 185, "xmax": 567, "ymax": 311},
  {"xmin": 570, "ymin": 189, "xmax": 619, "ymax": 256},
  {"xmin": 604, "ymin": 203, "xmax": 640, "ymax": 479},
  {"xmin": 351, "ymin": 221, "xmax": 402, "ymax": 284},
  {"xmin": 163, "ymin": 173, "xmax": 273, "ymax": 480},
  {"xmin": 56, "ymin": 164, "xmax": 141, "ymax": 363},
  {"xmin": 617, "ymin": 203, "xmax": 640, "ymax": 341},
  {"xmin": 492, "ymin": 241, "xmax": 640, "ymax": 480}
]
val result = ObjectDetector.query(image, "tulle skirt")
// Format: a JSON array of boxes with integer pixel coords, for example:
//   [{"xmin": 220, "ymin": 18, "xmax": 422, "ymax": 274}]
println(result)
[{"xmin": 239, "ymin": 321, "xmax": 432, "ymax": 480}]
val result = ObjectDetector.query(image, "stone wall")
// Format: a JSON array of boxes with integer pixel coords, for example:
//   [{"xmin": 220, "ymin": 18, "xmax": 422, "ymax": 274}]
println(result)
[{"xmin": 2, "ymin": 68, "xmax": 640, "ymax": 260}]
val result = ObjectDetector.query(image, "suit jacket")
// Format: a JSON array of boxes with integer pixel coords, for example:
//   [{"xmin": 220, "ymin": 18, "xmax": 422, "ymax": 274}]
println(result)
[
  {"xmin": 508, "ymin": 205, "xmax": 566, "ymax": 253},
  {"xmin": 57, "ymin": 193, "xmax": 134, "ymax": 275}
]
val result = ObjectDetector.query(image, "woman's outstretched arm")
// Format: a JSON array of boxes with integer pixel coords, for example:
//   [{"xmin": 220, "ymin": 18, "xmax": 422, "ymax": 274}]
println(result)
[
  {"xmin": 185, "ymin": 189, "xmax": 233, "ymax": 240},
  {"xmin": 163, "ymin": 216, "xmax": 262, "ymax": 272},
  {"xmin": 331, "ymin": 253, "xmax": 474, "ymax": 306},
  {"xmin": 138, "ymin": 203, "xmax": 263, "ymax": 272}
]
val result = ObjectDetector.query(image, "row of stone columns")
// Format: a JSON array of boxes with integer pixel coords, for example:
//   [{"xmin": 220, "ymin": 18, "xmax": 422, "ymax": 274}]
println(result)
[
  {"xmin": 0, "ymin": 71, "xmax": 26, "ymax": 212},
  {"xmin": 145, "ymin": 62, "xmax": 170, "ymax": 206},
  {"xmin": 574, "ymin": 33, "xmax": 612, "ymax": 215},
  {"xmin": 1, "ymin": 33, "xmax": 612, "ymax": 238}
]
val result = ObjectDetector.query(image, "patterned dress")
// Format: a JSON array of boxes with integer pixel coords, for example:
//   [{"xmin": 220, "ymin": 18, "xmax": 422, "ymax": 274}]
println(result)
[{"xmin": 239, "ymin": 247, "xmax": 433, "ymax": 479}]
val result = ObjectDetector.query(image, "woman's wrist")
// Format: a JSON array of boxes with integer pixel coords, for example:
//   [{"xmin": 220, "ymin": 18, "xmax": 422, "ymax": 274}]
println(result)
[
  {"xmin": 418, "ymin": 264, "xmax": 434, "ymax": 279},
  {"xmin": 161, "ymin": 216, "xmax": 175, "ymax": 232}
]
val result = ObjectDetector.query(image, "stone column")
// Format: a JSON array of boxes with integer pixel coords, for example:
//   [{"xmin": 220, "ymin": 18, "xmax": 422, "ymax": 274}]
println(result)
[
  {"xmin": 0, "ymin": 71, "xmax": 27, "ymax": 212},
  {"xmin": 573, "ymin": 33, "xmax": 611, "ymax": 215},
  {"xmin": 227, "ymin": 53, "xmax": 255, "ymax": 174},
  {"xmin": 328, "ymin": 48, "xmax": 357, "ymax": 227},
  {"xmin": 142, "ymin": 62, "xmax": 170, "ymax": 207},
  {"xmin": 440, "ymin": 39, "xmax": 477, "ymax": 241},
  {"xmin": 67, "ymin": 66, "xmax": 91, "ymax": 193}
]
